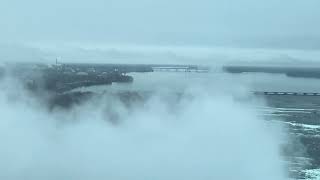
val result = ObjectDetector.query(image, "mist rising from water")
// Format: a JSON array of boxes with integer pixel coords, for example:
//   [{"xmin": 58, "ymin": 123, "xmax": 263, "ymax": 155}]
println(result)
[{"xmin": 0, "ymin": 72, "xmax": 286, "ymax": 180}]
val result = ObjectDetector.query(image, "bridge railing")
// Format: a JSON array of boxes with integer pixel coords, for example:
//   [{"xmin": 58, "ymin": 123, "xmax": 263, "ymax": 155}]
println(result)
[
  {"xmin": 254, "ymin": 91, "xmax": 320, "ymax": 96},
  {"xmin": 152, "ymin": 66, "xmax": 209, "ymax": 73}
]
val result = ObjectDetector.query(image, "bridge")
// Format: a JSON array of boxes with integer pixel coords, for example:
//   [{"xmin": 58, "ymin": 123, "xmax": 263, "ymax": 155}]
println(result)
[
  {"xmin": 254, "ymin": 91, "xmax": 320, "ymax": 96},
  {"xmin": 151, "ymin": 65, "xmax": 210, "ymax": 73}
]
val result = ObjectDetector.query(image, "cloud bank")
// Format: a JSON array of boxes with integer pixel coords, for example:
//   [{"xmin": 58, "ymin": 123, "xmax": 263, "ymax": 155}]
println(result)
[{"xmin": 0, "ymin": 72, "xmax": 287, "ymax": 180}]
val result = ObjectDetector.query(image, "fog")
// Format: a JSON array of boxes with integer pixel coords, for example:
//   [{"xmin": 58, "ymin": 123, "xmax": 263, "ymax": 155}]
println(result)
[
  {"xmin": 0, "ymin": 0, "xmax": 318, "ymax": 179},
  {"xmin": 0, "ymin": 72, "xmax": 288, "ymax": 180},
  {"xmin": 2, "ymin": 43, "xmax": 320, "ymax": 66}
]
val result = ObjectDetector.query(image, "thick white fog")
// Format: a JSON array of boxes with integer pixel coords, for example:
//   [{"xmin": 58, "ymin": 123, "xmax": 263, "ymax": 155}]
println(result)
[
  {"xmin": 0, "ymin": 72, "xmax": 288, "ymax": 180},
  {"xmin": 0, "ymin": 0, "xmax": 319, "ymax": 179}
]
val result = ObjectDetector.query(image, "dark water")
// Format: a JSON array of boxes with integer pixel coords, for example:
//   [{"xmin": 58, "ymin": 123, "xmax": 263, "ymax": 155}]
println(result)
[{"xmin": 262, "ymin": 95, "xmax": 320, "ymax": 179}]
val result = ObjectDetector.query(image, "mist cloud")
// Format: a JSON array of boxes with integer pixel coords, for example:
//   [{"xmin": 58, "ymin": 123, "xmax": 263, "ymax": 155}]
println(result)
[
  {"xmin": 0, "ymin": 1, "xmax": 313, "ymax": 179},
  {"xmin": 0, "ymin": 72, "xmax": 287, "ymax": 180}
]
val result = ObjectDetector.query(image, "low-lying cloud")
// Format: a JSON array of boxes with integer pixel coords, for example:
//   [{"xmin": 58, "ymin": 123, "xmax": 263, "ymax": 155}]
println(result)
[{"xmin": 0, "ymin": 72, "xmax": 287, "ymax": 180}]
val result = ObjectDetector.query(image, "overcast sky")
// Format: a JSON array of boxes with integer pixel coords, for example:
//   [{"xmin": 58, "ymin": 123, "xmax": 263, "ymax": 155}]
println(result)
[{"xmin": 0, "ymin": 0, "xmax": 320, "ymax": 49}]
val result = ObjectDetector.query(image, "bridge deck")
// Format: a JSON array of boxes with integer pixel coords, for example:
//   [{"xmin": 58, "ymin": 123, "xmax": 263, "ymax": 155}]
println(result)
[{"xmin": 254, "ymin": 91, "xmax": 320, "ymax": 96}]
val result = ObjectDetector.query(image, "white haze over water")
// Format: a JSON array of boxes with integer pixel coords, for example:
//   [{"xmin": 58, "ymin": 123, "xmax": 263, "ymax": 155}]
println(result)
[
  {"xmin": 2, "ymin": 43, "xmax": 320, "ymax": 66},
  {"xmin": 0, "ymin": 72, "xmax": 288, "ymax": 180},
  {"xmin": 0, "ymin": 0, "xmax": 318, "ymax": 179}
]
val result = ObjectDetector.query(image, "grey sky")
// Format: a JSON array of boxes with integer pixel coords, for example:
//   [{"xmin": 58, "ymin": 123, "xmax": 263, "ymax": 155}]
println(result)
[{"xmin": 0, "ymin": 0, "xmax": 320, "ymax": 48}]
